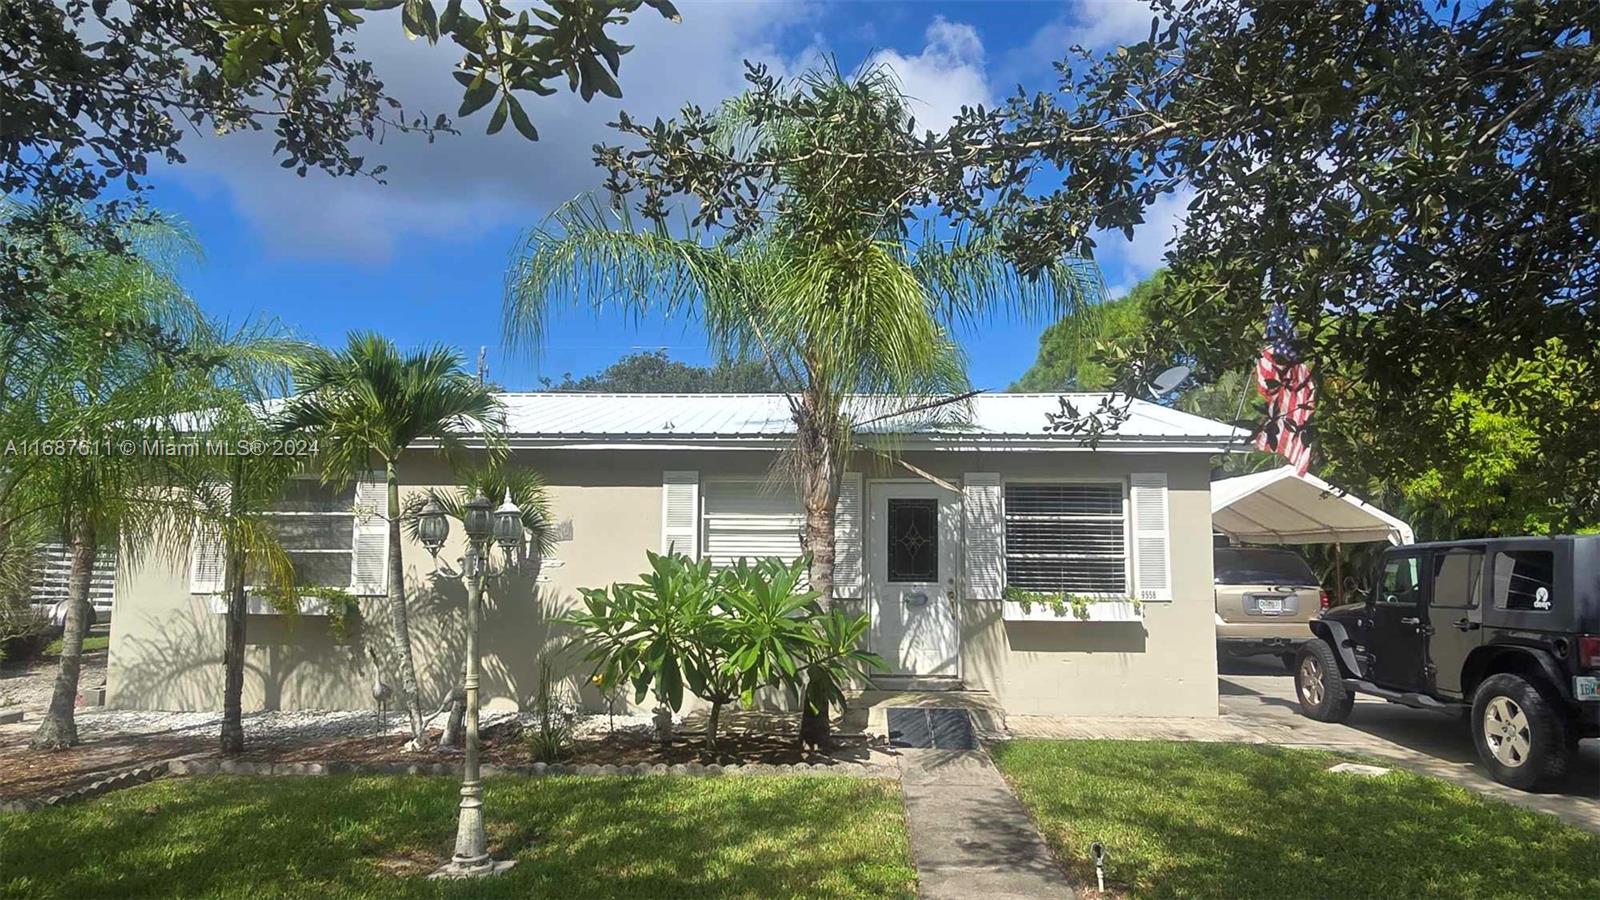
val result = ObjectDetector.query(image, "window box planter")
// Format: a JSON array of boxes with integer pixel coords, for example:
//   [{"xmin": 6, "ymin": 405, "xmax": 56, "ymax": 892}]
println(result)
[
  {"xmin": 205, "ymin": 588, "xmax": 378, "ymax": 616},
  {"xmin": 1001, "ymin": 599, "xmax": 1145, "ymax": 623}
]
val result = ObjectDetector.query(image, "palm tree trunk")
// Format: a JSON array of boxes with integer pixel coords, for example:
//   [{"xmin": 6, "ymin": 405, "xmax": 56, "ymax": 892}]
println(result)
[
  {"xmin": 31, "ymin": 518, "xmax": 96, "ymax": 750},
  {"xmin": 220, "ymin": 534, "xmax": 247, "ymax": 755},
  {"xmin": 797, "ymin": 400, "xmax": 843, "ymax": 750},
  {"xmin": 386, "ymin": 461, "xmax": 425, "ymax": 745},
  {"xmin": 220, "ymin": 462, "xmax": 248, "ymax": 755}
]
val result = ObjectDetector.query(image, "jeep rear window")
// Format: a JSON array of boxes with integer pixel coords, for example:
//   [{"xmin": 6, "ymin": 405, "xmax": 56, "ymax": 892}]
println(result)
[
  {"xmin": 1492, "ymin": 551, "xmax": 1556, "ymax": 612},
  {"xmin": 1214, "ymin": 548, "xmax": 1317, "ymax": 585}
]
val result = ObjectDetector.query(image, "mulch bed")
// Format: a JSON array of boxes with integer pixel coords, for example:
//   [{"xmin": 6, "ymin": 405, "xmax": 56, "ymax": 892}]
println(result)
[
  {"xmin": 1, "ymin": 718, "xmax": 887, "ymax": 805},
  {"xmin": 240, "ymin": 719, "xmax": 886, "ymax": 768}
]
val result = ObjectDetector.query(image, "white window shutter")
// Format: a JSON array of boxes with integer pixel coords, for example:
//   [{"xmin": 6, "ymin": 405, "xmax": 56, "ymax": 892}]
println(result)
[
  {"xmin": 351, "ymin": 471, "xmax": 390, "ymax": 594},
  {"xmin": 190, "ymin": 524, "xmax": 226, "ymax": 595},
  {"xmin": 189, "ymin": 482, "xmax": 229, "ymax": 595},
  {"xmin": 962, "ymin": 473, "xmax": 1004, "ymax": 600},
  {"xmin": 1131, "ymin": 473, "xmax": 1172, "ymax": 601},
  {"xmin": 661, "ymin": 471, "xmax": 700, "ymax": 559},
  {"xmin": 833, "ymin": 472, "xmax": 864, "ymax": 599}
]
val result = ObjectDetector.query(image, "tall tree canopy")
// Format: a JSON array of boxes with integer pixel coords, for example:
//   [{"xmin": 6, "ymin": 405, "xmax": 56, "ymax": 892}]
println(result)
[
  {"xmin": 1011, "ymin": 272, "xmax": 1171, "ymax": 392},
  {"xmin": 541, "ymin": 349, "xmax": 783, "ymax": 392},
  {"xmin": 597, "ymin": 0, "xmax": 1598, "ymax": 527},
  {"xmin": 1, "ymin": 0, "xmax": 679, "ymax": 330},
  {"xmin": 2, "ymin": 0, "xmax": 680, "ymax": 203}
]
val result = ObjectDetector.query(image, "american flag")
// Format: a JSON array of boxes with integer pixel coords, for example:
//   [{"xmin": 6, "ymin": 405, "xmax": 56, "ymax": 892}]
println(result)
[{"xmin": 1254, "ymin": 303, "xmax": 1316, "ymax": 474}]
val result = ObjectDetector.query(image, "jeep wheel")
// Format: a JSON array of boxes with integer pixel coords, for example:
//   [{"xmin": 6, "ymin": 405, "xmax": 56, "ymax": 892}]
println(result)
[
  {"xmin": 1471, "ymin": 674, "xmax": 1571, "ymax": 791},
  {"xmin": 1294, "ymin": 641, "xmax": 1353, "ymax": 723}
]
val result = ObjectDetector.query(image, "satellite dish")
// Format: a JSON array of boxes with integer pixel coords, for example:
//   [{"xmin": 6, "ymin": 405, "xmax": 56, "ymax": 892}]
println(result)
[{"xmin": 1147, "ymin": 365, "xmax": 1191, "ymax": 399}]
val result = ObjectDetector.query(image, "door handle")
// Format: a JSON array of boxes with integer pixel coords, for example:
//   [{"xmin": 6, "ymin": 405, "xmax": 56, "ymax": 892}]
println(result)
[
  {"xmin": 1453, "ymin": 618, "xmax": 1481, "ymax": 632},
  {"xmin": 1399, "ymin": 616, "xmax": 1421, "ymax": 625}
]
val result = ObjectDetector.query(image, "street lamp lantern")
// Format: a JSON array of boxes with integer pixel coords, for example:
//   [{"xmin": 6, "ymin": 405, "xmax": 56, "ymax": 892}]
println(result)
[
  {"xmin": 417, "ymin": 496, "xmax": 450, "ymax": 557},
  {"xmin": 494, "ymin": 489, "xmax": 522, "ymax": 550},
  {"xmin": 462, "ymin": 489, "xmax": 493, "ymax": 542},
  {"xmin": 431, "ymin": 485, "xmax": 516, "ymax": 880}
]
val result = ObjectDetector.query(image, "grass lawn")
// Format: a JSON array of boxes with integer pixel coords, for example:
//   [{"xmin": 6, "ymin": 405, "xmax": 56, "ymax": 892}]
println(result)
[
  {"xmin": 0, "ymin": 774, "xmax": 915, "ymax": 899},
  {"xmin": 43, "ymin": 634, "xmax": 108, "ymax": 657},
  {"xmin": 992, "ymin": 740, "xmax": 1600, "ymax": 899}
]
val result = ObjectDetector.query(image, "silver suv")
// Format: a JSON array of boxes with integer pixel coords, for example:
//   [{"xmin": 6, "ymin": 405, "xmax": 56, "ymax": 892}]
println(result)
[{"xmin": 1215, "ymin": 546, "xmax": 1328, "ymax": 670}]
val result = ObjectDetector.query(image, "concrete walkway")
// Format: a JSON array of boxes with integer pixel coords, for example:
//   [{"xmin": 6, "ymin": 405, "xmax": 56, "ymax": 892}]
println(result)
[{"xmin": 897, "ymin": 748, "xmax": 1073, "ymax": 900}]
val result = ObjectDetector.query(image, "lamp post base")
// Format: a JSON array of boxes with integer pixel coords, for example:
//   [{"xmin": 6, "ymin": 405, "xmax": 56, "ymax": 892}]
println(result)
[{"xmin": 428, "ymin": 858, "xmax": 517, "ymax": 880}]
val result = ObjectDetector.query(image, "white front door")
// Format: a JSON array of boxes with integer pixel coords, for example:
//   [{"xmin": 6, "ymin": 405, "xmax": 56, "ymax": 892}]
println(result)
[{"xmin": 868, "ymin": 481, "xmax": 961, "ymax": 676}]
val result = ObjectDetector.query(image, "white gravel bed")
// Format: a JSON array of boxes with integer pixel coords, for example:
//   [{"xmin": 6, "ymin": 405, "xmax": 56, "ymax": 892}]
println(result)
[
  {"xmin": 68, "ymin": 707, "xmax": 522, "ymax": 743},
  {"xmin": 63, "ymin": 707, "xmax": 673, "ymax": 745},
  {"xmin": 572, "ymin": 711, "xmax": 661, "ymax": 739},
  {"xmin": 0, "ymin": 655, "xmax": 107, "ymax": 712}
]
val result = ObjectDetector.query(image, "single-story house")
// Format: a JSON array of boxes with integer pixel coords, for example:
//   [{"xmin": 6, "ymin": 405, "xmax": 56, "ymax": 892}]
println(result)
[{"xmin": 106, "ymin": 393, "xmax": 1244, "ymax": 719}]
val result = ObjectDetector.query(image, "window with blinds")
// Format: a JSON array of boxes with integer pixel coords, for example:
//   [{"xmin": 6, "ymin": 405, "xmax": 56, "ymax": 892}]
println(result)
[
  {"xmin": 700, "ymin": 479, "xmax": 804, "ymax": 567},
  {"xmin": 1003, "ymin": 482, "xmax": 1128, "ymax": 595},
  {"xmin": 262, "ymin": 478, "xmax": 359, "ymax": 588}
]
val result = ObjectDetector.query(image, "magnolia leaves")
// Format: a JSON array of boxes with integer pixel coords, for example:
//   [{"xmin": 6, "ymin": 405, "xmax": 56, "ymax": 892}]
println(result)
[
  {"xmin": 397, "ymin": 0, "xmax": 680, "ymax": 140},
  {"xmin": 1, "ymin": 0, "xmax": 682, "ymax": 225}
]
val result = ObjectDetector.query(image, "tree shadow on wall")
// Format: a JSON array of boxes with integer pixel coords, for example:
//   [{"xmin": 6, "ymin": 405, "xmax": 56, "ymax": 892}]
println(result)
[{"xmin": 395, "ymin": 557, "xmax": 582, "ymax": 715}]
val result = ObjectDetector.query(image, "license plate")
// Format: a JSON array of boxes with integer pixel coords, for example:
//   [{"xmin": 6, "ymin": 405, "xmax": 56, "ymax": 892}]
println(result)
[
  {"xmin": 1257, "ymin": 596, "xmax": 1283, "ymax": 614},
  {"xmin": 1576, "ymin": 676, "xmax": 1600, "ymax": 701}
]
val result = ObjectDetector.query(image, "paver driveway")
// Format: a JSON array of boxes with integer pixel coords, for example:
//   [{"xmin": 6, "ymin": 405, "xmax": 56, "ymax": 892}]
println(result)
[{"xmin": 1218, "ymin": 655, "xmax": 1600, "ymax": 829}]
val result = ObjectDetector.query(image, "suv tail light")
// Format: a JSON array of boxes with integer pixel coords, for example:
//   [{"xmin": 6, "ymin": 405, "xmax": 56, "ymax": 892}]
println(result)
[
  {"xmin": 1579, "ymin": 635, "xmax": 1600, "ymax": 670},
  {"xmin": 1319, "ymin": 590, "xmax": 1331, "ymax": 611}
]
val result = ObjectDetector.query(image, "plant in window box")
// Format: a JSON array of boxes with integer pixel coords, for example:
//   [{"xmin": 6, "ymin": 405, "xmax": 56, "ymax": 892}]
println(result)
[
  {"xmin": 253, "ymin": 584, "xmax": 362, "ymax": 642},
  {"xmin": 1002, "ymin": 586, "xmax": 1141, "ymax": 621}
]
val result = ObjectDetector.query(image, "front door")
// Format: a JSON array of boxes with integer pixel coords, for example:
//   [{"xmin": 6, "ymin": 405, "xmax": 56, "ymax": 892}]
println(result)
[
  {"xmin": 1369, "ymin": 552, "xmax": 1428, "ymax": 690},
  {"xmin": 869, "ymin": 481, "xmax": 960, "ymax": 676}
]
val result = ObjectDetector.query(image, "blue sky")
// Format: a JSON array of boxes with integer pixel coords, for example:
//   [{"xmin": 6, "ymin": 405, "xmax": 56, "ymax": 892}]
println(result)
[{"xmin": 148, "ymin": 1, "xmax": 1184, "ymax": 391}]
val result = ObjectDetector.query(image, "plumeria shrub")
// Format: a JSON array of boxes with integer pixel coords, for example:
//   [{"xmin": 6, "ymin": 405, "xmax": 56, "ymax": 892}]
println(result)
[{"xmin": 564, "ymin": 551, "xmax": 884, "ymax": 750}]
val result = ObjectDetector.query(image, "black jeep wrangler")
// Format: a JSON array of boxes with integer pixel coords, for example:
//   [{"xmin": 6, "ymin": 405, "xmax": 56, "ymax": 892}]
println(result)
[{"xmin": 1294, "ymin": 535, "xmax": 1599, "ymax": 790}]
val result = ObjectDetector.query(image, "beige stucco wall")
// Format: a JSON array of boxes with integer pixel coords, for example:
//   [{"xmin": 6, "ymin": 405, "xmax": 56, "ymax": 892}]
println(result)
[
  {"xmin": 910, "ymin": 452, "xmax": 1220, "ymax": 717},
  {"xmin": 107, "ymin": 448, "xmax": 1217, "ymax": 718}
]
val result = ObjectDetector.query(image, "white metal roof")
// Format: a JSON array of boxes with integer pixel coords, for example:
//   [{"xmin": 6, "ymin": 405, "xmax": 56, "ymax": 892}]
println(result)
[
  {"xmin": 491, "ymin": 392, "xmax": 1246, "ymax": 452},
  {"xmin": 1211, "ymin": 466, "xmax": 1414, "ymax": 545}
]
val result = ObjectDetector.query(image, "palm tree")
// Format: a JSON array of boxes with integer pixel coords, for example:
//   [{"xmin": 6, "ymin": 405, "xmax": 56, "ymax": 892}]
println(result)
[
  {"xmin": 178, "ymin": 320, "xmax": 307, "ymax": 755},
  {"xmin": 0, "ymin": 207, "xmax": 263, "ymax": 749},
  {"xmin": 278, "ymin": 334, "xmax": 505, "ymax": 746},
  {"xmin": 505, "ymin": 66, "xmax": 1100, "ymax": 744}
]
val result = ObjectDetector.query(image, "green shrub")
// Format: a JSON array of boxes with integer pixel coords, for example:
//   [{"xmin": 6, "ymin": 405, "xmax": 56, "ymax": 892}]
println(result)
[
  {"xmin": 525, "ymin": 659, "xmax": 577, "ymax": 763},
  {"xmin": 565, "ymin": 552, "xmax": 885, "ymax": 750}
]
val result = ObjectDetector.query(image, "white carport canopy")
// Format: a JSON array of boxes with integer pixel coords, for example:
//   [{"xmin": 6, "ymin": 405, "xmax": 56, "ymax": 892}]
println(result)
[{"xmin": 1211, "ymin": 466, "xmax": 1414, "ymax": 545}]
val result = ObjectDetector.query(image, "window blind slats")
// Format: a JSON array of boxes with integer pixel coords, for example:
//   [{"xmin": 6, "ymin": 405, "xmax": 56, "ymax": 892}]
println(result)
[
  {"xmin": 700, "ymin": 480, "xmax": 800, "ymax": 565},
  {"xmin": 1003, "ymin": 482, "xmax": 1126, "ymax": 594}
]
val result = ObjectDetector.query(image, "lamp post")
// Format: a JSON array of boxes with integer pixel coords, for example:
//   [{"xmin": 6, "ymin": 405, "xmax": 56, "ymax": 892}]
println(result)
[{"xmin": 422, "ymin": 489, "xmax": 523, "ymax": 879}]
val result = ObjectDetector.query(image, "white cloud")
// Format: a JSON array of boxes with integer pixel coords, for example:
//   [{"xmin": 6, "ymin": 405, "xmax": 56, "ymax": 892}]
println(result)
[
  {"xmin": 866, "ymin": 17, "xmax": 991, "ymax": 131},
  {"xmin": 1060, "ymin": 0, "xmax": 1161, "ymax": 50},
  {"xmin": 997, "ymin": 0, "xmax": 1159, "ymax": 90},
  {"xmin": 158, "ymin": 1, "xmax": 817, "ymax": 262},
  {"xmin": 1092, "ymin": 185, "xmax": 1195, "ymax": 290}
]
